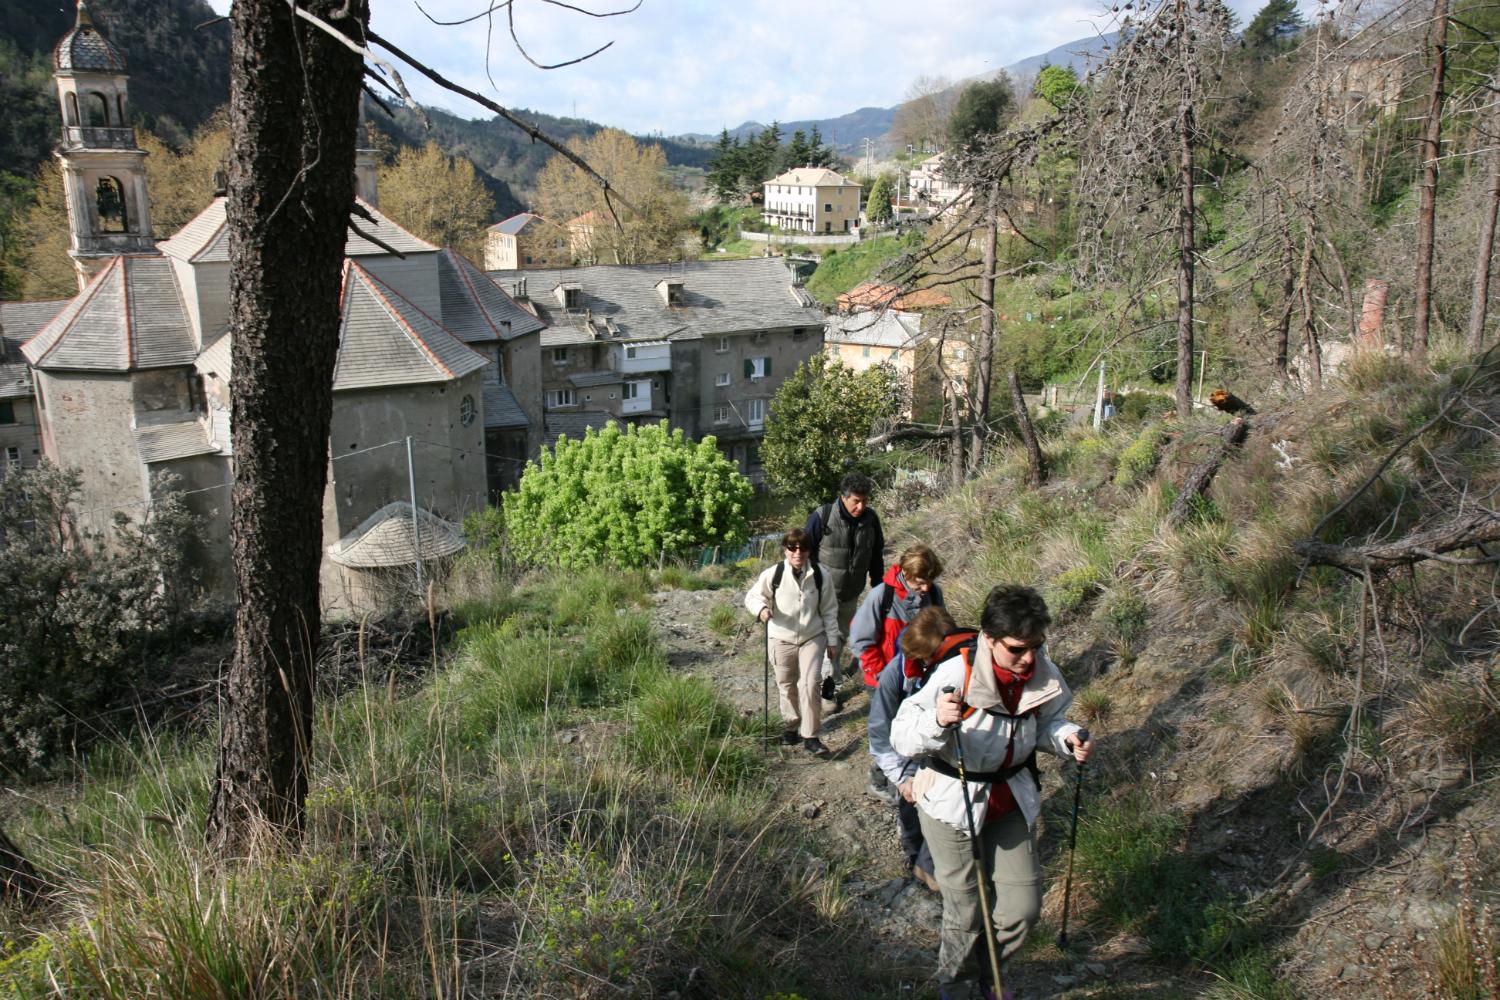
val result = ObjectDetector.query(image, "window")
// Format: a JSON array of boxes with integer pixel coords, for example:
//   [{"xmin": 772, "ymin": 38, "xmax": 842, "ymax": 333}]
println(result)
[
  {"xmin": 185, "ymin": 373, "xmax": 205, "ymax": 413},
  {"xmin": 460, "ymin": 394, "xmax": 476, "ymax": 426},
  {"xmin": 551, "ymin": 347, "xmax": 568, "ymax": 365},
  {"xmin": 715, "ymin": 336, "xmax": 729, "ymax": 353},
  {"xmin": 0, "ymin": 401, "xmax": 13, "ymax": 425},
  {"xmin": 95, "ymin": 176, "xmax": 128, "ymax": 233},
  {"xmin": 3, "ymin": 447, "xmax": 19, "ymax": 472},
  {"xmin": 563, "ymin": 287, "xmax": 582, "ymax": 310},
  {"xmin": 792, "ymin": 327, "xmax": 807, "ymax": 342},
  {"xmin": 545, "ymin": 389, "xmax": 576, "ymax": 409},
  {"xmin": 747, "ymin": 399, "xmax": 765, "ymax": 426},
  {"xmin": 713, "ymin": 405, "xmax": 729, "ymax": 425},
  {"xmin": 623, "ymin": 380, "xmax": 647, "ymax": 400},
  {"xmin": 715, "ymin": 372, "xmax": 730, "ymax": 387},
  {"xmin": 745, "ymin": 356, "xmax": 770, "ymax": 380},
  {"xmin": 751, "ymin": 331, "xmax": 767, "ymax": 344},
  {"xmin": 625, "ymin": 345, "xmax": 637, "ymax": 359},
  {"xmin": 824, "ymin": 203, "xmax": 832, "ymax": 213},
  {"xmin": 862, "ymin": 345, "xmax": 871, "ymax": 358}
]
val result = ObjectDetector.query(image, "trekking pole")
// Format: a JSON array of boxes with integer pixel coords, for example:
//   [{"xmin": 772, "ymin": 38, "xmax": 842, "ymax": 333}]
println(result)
[
  {"xmin": 1056, "ymin": 727, "xmax": 1091, "ymax": 949},
  {"xmin": 942, "ymin": 686, "xmax": 1005, "ymax": 998},
  {"xmin": 762, "ymin": 618, "xmax": 771, "ymax": 751}
]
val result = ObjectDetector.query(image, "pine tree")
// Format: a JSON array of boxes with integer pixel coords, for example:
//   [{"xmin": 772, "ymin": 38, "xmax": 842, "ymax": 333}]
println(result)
[{"xmin": 1245, "ymin": 0, "xmax": 1304, "ymax": 51}]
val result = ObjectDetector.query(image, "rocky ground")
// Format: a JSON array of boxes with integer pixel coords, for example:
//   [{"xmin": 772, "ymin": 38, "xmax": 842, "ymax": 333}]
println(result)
[{"xmin": 649, "ymin": 585, "xmax": 1184, "ymax": 999}]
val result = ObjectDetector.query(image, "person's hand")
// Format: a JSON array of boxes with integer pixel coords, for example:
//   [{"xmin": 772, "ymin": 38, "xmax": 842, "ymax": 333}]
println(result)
[
  {"xmin": 758, "ymin": 608, "xmax": 771, "ymax": 623},
  {"xmin": 935, "ymin": 689, "xmax": 965, "ymax": 728},
  {"xmin": 898, "ymin": 780, "xmax": 915, "ymax": 803},
  {"xmin": 1066, "ymin": 731, "xmax": 1095, "ymax": 763}
]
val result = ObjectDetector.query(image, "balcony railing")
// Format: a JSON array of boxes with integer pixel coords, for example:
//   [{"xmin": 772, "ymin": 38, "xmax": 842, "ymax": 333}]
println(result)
[{"xmin": 61, "ymin": 126, "xmax": 139, "ymax": 150}]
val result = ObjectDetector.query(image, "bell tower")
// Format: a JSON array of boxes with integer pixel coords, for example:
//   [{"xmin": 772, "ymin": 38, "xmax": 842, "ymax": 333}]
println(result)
[{"xmin": 53, "ymin": 0, "xmax": 154, "ymax": 289}]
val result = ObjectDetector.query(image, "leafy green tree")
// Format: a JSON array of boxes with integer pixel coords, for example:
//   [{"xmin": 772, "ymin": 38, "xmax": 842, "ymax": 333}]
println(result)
[
  {"xmin": 762, "ymin": 355, "xmax": 902, "ymax": 504},
  {"xmin": 1034, "ymin": 65, "xmax": 1081, "ymax": 110},
  {"xmin": 379, "ymin": 140, "xmax": 496, "ymax": 260},
  {"xmin": 1244, "ymin": 0, "xmax": 1304, "ymax": 51},
  {"xmin": 503, "ymin": 422, "xmax": 752, "ymax": 569},
  {"xmin": 13, "ymin": 159, "xmax": 76, "ymax": 299},
  {"xmin": 866, "ymin": 175, "xmax": 894, "ymax": 223},
  {"xmin": 948, "ymin": 78, "xmax": 1015, "ymax": 154}
]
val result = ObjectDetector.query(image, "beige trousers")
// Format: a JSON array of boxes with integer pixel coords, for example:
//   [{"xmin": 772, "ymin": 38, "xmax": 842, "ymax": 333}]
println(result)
[{"xmin": 770, "ymin": 636, "xmax": 827, "ymax": 738}]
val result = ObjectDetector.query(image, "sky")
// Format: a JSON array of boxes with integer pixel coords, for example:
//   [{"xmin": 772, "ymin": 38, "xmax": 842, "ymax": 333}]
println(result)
[{"xmin": 205, "ymin": 0, "xmax": 1274, "ymax": 137}]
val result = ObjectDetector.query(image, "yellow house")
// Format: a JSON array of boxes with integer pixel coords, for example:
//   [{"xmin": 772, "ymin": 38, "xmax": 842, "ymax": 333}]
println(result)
[{"xmin": 762, "ymin": 167, "xmax": 862, "ymax": 234}]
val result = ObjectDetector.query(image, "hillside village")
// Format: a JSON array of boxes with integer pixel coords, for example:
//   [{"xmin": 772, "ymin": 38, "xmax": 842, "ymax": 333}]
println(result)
[{"xmin": 3, "ymin": 0, "xmax": 1500, "ymax": 999}]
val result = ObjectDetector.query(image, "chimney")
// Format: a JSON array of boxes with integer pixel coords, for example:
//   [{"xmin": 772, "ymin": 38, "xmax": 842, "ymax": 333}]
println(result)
[{"xmin": 354, "ymin": 147, "xmax": 380, "ymax": 206}]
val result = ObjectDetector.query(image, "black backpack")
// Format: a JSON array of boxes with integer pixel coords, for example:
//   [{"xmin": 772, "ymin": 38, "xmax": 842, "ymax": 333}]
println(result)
[{"xmin": 771, "ymin": 560, "xmax": 822, "ymax": 596}]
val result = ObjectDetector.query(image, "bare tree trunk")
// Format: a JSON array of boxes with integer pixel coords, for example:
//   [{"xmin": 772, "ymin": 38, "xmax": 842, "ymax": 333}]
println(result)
[
  {"xmin": 1413, "ymin": 0, "xmax": 1449, "ymax": 361},
  {"xmin": 1323, "ymin": 236, "xmax": 1360, "ymax": 345},
  {"xmin": 1467, "ymin": 50, "xmax": 1500, "ymax": 353},
  {"xmin": 1275, "ymin": 195, "xmax": 1296, "ymax": 380},
  {"xmin": 0, "ymin": 825, "xmax": 42, "ymax": 907},
  {"xmin": 1009, "ymin": 369, "xmax": 1046, "ymax": 487},
  {"xmin": 206, "ymin": 0, "xmax": 368, "ymax": 855},
  {"xmin": 1175, "ymin": 69, "xmax": 1196, "ymax": 416},
  {"xmin": 1299, "ymin": 216, "xmax": 1323, "ymax": 389},
  {"xmin": 969, "ymin": 182, "xmax": 1000, "ymax": 470}
]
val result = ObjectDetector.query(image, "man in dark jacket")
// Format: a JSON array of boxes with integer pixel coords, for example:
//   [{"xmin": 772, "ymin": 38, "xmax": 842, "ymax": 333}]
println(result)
[{"xmin": 804, "ymin": 473, "xmax": 885, "ymax": 710}]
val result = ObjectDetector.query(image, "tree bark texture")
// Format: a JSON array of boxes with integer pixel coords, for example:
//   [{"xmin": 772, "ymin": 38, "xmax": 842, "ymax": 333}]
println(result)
[
  {"xmin": 1467, "ymin": 50, "xmax": 1500, "ymax": 354},
  {"xmin": 1167, "ymin": 417, "xmax": 1248, "ymax": 528},
  {"xmin": 969, "ymin": 182, "xmax": 1000, "ymax": 470},
  {"xmin": 1175, "ymin": 93, "xmax": 1196, "ymax": 416},
  {"xmin": 1275, "ymin": 196, "xmax": 1295, "ymax": 380},
  {"xmin": 1009, "ymin": 369, "xmax": 1046, "ymax": 488},
  {"xmin": 207, "ymin": 0, "xmax": 369, "ymax": 855},
  {"xmin": 1298, "ymin": 217, "xmax": 1322, "ymax": 389},
  {"xmin": 0, "ymin": 825, "xmax": 42, "ymax": 907},
  {"xmin": 1413, "ymin": 0, "xmax": 1449, "ymax": 361}
]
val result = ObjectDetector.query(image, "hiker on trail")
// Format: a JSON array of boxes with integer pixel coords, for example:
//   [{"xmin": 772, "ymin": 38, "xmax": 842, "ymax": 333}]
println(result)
[
  {"xmin": 851, "ymin": 543, "xmax": 947, "ymax": 805},
  {"xmin": 804, "ymin": 473, "xmax": 886, "ymax": 708},
  {"xmin": 867, "ymin": 604, "xmax": 959, "ymax": 894},
  {"xmin": 891, "ymin": 584, "xmax": 1095, "ymax": 1000},
  {"xmin": 744, "ymin": 527, "xmax": 841, "ymax": 758}
]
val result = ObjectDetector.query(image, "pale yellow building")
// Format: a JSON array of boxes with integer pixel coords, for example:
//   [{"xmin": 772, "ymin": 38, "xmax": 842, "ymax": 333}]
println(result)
[{"xmin": 762, "ymin": 167, "xmax": 862, "ymax": 234}]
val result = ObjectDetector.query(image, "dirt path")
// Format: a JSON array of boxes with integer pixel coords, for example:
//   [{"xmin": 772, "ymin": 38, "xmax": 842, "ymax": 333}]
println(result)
[{"xmin": 649, "ymin": 586, "xmax": 1141, "ymax": 999}]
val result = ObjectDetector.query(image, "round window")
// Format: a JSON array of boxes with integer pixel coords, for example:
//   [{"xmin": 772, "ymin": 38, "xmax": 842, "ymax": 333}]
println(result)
[{"xmin": 460, "ymin": 394, "xmax": 476, "ymax": 426}]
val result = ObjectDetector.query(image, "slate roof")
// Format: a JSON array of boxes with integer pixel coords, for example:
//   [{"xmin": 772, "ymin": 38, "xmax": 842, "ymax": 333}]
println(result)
[
  {"xmin": 435, "ymin": 249, "xmax": 545, "ymax": 344},
  {"xmin": 23, "ymin": 255, "xmax": 196, "ymax": 372},
  {"xmin": 490, "ymin": 213, "xmax": 541, "ymax": 236},
  {"xmin": 487, "ymin": 258, "xmax": 822, "ymax": 346},
  {"xmin": 543, "ymin": 411, "xmax": 615, "ymax": 448},
  {"xmin": 194, "ymin": 333, "xmax": 231, "ymax": 378},
  {"xmin": 768, "ymin": 166, "xmax": 860, "ymax": 188},
  {"xmin": 483, "ymin": 382, "xmax": 529, "ymax": 429},
  {"xmin": 335, "ymin": 262, "xmax": 489, "ymax": 391},
  {"xmin": 568, "ymin": 371, "xmax": 623, "ymax": 388},
  {"xmin": 327, "ymin": 501, "xmax": 467, "ymax": 568},
  {"xmin": 54, "ymin": 2, "xmax": 126, "ymax": 72},
  {"xmin": 158, "ymin": 197, "xmax": 438, "ymax": 264},
  {"xmin": 825, "ymin": 310, "xmax": 923, "ymax": 350},
  {"xmin": 0, "ymin": 300, "xmax": 68, "ymax": 400},
  {"xmin": 134, "ymin": 413, "xmax": 218, "ymax": 464}
]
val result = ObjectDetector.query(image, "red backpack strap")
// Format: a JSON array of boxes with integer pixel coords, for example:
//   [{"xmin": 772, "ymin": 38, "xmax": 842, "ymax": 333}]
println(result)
[{"xmin": 957, "ymin": 645, "xmax": 977, "ymax": 721}]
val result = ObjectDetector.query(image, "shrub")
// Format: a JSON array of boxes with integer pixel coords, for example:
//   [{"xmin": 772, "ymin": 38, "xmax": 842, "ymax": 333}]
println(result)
[
  {"xmin": 707, "ymin": 603, "xmax": 739, "ymax": 636},
  {"xmin": 1114, "ymin": 424, "xmax": 1165, "ymax": 488},
  {"xmin": 502, "ymin": 422, "xmax": 752, "ymax": 570},
  {"xmin": 1117, "ymin": 391, "xmax": 1174, "ymax": 423},
  {"xmin": 1096, "ymin": 587, "xmax": 1150, "ymax": 648},
  {"xmin": 1046, "ymin": 564, "xmax": 1106, "ymax": 616},
  {"xmin": 626, "ymin": 673, "xmax": 759, "ymax": 786}
]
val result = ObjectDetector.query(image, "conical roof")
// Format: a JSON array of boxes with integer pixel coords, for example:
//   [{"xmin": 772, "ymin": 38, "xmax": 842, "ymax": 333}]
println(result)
[{"xmin": 54, "ymin": 1, "xmax": 126, "ymax": 73}]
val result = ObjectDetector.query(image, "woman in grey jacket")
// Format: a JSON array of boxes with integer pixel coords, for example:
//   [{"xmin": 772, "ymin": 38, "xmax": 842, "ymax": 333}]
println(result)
[
  {"xmin": 891, "ymin": 585, "xmax": 1095, "ymax": 1000},
  {"xmin": 745, "ymin": 527, "xmax": 841, "ymax": 757}
]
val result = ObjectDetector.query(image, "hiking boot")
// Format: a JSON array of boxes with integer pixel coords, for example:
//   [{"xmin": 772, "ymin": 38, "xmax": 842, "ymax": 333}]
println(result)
[
  {"xmin": 866, "ymin": 774, "xmax": 900, "ymax": 806},
  {"xmin": 820, "ymin": 676, "xmax": 841, "ymax": 715},
  {"xmin": 912, "ymin": 864, "xmax": 940, "ymax": 894},
  {"xmin": 779, "ymin": 729, "xmax": 800, "ymax": 746},
  {"xmin": 803, "ymin": 737, "xmax": 832, "ymax": 758}
]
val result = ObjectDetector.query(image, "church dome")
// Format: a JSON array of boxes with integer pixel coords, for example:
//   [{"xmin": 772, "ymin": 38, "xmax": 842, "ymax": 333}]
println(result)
[{"xmin": 53, "ymin": 1, "xmax": 126, "ymax": 73}]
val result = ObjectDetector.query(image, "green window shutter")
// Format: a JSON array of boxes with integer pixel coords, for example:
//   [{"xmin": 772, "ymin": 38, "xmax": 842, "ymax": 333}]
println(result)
[{"xmin": 744, "ymin": 358, "xmax": 753, "ymax": 378}]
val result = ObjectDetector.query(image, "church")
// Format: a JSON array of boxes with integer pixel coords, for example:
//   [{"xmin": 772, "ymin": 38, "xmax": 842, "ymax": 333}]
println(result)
[{"xmin": 11, "ymin": 1, "xmax": 546, "ymax": 612}]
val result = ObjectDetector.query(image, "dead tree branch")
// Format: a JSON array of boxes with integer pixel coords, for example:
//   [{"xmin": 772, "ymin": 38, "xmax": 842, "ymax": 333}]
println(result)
[
  {"xmin": 1293, "ymin": 514, "xmax": 1500, "ymax": 572},
  {"xmin": 1167, "ymin": 417, "xmax": 1249, "ymax": 527}
]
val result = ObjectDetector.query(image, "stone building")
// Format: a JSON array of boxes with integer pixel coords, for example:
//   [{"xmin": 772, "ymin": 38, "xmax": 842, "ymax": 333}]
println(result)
[
  {"xmin": 482, "ymin": 212, "xmax": 567, "ymax": 271},
  {"xmin": 762, "ymin": 167, "xmax": 863, "ymax": 235},
  {"xmin": 0, "ymin": 302, "xmax": 66, "ymax": 479},
  {"xmin": 489, "ymin": 257, "xmax": 825, "ymax": 481},
  {"xmin": 16, "ymin": 2, "xmax": 545, "ymax": 612}
]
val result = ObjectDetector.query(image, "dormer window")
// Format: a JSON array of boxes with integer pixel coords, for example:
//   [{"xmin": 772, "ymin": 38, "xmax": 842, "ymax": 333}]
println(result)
[
  {"xmin": 554, "ymin": 282, "xmax": 583, "ymax": 311},
  {"xmin": 656, "ymin": 278, "xmax": 686, "ymax": 306}
]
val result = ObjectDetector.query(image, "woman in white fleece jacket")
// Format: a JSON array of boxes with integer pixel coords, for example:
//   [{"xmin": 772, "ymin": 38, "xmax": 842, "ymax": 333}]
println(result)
[{"xmin": 744, "ymin": 527, "xmax": 841, "ymax": 757}]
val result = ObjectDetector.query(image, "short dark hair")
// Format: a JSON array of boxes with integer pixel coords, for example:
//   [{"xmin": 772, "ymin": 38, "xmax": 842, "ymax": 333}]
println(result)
[
  {"xmin": 980, "ymin": 584, "xmax": 1051, "ymax": 641},
  {"xmin": 782, "ymin": 527, "xmax": 812, "ymax": 550},
  {"xmin": 839, "ymin": 473, "xmax": 874, "ymax": 498},
  {"xmin": 900, "ymin": 605, "xmax": 958, "ymax": 661}
]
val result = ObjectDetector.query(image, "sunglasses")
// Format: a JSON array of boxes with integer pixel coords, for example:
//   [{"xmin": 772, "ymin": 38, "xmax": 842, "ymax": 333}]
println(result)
[
  {"xmin": 784, "ymin": 543, "xmax": 811, "ymax": 552},
  {"xmin": 1000, "ymin": 638, "xmax": 1045, "ymax": 656}
]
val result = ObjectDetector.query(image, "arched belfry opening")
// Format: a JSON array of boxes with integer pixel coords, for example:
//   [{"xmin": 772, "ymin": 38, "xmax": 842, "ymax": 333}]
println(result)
[{"xmin": 95, "ymin": 177, "xmax": 127, "ymax": 233}]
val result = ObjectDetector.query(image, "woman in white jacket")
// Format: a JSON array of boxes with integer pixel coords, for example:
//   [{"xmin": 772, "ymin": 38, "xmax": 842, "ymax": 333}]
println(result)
[
  {"xmin": 891, "ymin": 584, "xmax": 1095, "ymax": 1000},
  {"xmin": 745, "ymin": 527, "xmax": 842, "ymax": 757}
]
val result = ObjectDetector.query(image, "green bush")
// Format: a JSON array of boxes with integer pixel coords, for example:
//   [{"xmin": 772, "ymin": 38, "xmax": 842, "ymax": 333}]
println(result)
[
  {"xmin": 502, "ymin": 422, "xmax": 752, "ymax": 570},
  {"xmin": 1117, "ymin": 391, "xmax": 1174, "ymax": 423},
  {"xmin": 1046, "ymin": 564, "xmax": 1105, "ymax": 616},
  {"xmin": 1096, "ymin": 587, "xmax": 1150, "ymax": 647},
  {"xmin": 626, "ymin": 673, "xmax": 759, "ymax": 786},
  {"xmin": 1114, "ymin": 425, "xmax": 1165, "ymax": 488}
]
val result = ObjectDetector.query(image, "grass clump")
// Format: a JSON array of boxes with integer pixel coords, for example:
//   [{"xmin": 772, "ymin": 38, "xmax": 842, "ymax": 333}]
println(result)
[
  {"xmin": 626, "ymin": 673, "xmax": 759, "ymax": 787},
  {"xmin": 1114, "ymin": 424, "xmax": 1166, "ymax": 488},
  {"xmin": 707, "ymin": 602, "xmax": 740, "ymax": 636},
  {"xmin": 1046, "ymin": 564, "xmax": 1106, "ymax": 617}
]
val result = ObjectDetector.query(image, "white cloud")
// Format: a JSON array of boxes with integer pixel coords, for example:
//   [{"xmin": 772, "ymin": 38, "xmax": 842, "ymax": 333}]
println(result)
[{"xmin": 200, "ymin": 0, "xmax": 1283, "ymax": 135}]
